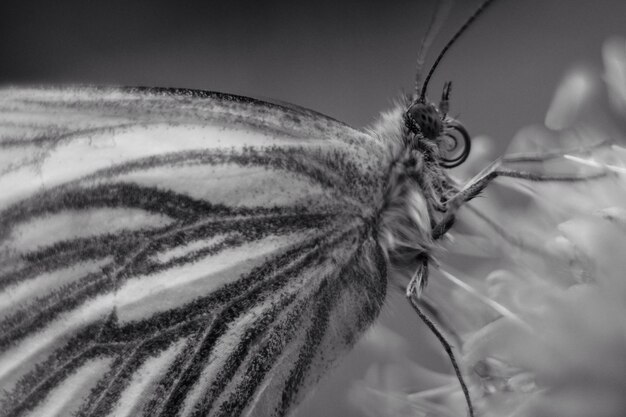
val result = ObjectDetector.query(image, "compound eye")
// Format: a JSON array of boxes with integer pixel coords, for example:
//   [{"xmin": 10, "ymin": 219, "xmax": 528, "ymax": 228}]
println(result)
[
  {"xmin": 405, "ymin": 103, "xmax": 442, "ymax": 140},
  {"xmin": 440, "ymin": 120, "xmax": 471, "ymax": 168}
]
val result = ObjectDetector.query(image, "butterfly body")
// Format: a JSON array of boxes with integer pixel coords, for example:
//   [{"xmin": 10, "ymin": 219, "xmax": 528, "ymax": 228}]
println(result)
[
  {"xmin": 0, "ymin": 85, "xmax": 462, "ymax": 417},
  {"xmin": 376, "ymin": 99, "xmax": 462, "ymax": 281}
]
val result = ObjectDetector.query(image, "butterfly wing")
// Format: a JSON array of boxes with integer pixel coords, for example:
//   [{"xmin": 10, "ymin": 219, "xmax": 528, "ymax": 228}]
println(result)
[{"xmin": 0, "ymin": 87, "xmax": 389, "ymax": 417}]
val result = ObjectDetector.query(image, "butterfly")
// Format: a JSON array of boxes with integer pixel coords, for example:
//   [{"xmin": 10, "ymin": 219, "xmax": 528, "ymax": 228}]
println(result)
[{"xmin": 0, "ymin": 1, "xmax": 609, "ymax": 416}]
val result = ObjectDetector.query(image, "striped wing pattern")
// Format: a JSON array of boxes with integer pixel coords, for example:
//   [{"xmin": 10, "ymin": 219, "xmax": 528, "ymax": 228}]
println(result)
[{"xmin": 0, "ymin": 87, "xmax": 388, "ymax": 417}]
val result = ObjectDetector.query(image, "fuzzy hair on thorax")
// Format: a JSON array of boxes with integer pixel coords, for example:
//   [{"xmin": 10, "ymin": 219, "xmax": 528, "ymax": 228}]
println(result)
[{"xmin": 371, "ymin": 97, "xmax": 460, "ymax": 285}]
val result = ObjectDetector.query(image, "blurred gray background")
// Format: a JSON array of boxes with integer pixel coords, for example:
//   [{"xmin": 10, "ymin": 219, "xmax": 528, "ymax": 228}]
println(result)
[{"xmin": 2, "ymin": 1, "xmax": 625, "ymax": 416}]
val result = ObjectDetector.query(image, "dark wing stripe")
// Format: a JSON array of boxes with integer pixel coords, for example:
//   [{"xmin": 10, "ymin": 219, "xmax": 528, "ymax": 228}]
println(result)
[
  {"xmin": 0, "ymin": 124, "xmax": 136, "ymax": 148},
  {"xmin": 0, "ymin": 88, "xmax": 360, "ymax": 144},
  {"xmin": 3, "ymin": 323, "xmax": 110, "ymax": 417},
  {"xmin": 177, "ymin": 233, "xmax": 386, "ymax": 417},
  {"xmin": 159, "ymin": 295, "xmax": 300, "ymax": 417},
  {"xmin": 211, "ymin": 298, "xmax": 314, "ymax": 417},
  {"xmin": 153, "ymin": 227, "xmax": 362, "ymax": 417},
  {"xmin": 103, "ymin": 339, "xmax": 188, "ymax": 417},
  {"xmin": 0, "ymin": 212, "xmax": 336, "ymax": 350},
  {"xmin": 276, "ymin": 237, "xmax": 387, "ymax": 416},
  {"xmin": 107, "ymin": 230, "xmax": 339, "ymax": 345},
  {"xmin": 0, "ymin": 89, "xmax": 372, "ymax": 162},
  {"xmin": 3, "ymin": 225, "xmax": 357, "ymax": 417},
  {"xmin": 0, "ymin": 182, "xmax": 272, "ymax": 242},
  {"xmin": 73, "ymin": 147, "xmax": 372, "ymax": 207},
  {"xmin": 3, "ymin": 234, "xmax": 297, "ymax": 416},
  {"xmin": 195, "ymin": 238, "xmax": 359, "ymax": 417},
  {"xmin": 130, "ymin": 228, "xmax": 358, "ymax": 417},
  {"xmin": 212, "ymin": 271, "xmax": 343, "ymax": 417},
  {"xmin": 0, "ymin": 171, "xmax": 334, "ymax": 325},
  {"xmin": 0, "ymin": 146, "xmax": 368, "ymax": 236},
  {"xmin": 0, "ymin": 86, "xmax": 389, "ymax": 417}
]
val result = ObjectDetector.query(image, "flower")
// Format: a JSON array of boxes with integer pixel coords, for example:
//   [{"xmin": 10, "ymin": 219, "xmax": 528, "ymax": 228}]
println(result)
[{"xmin": 349, "ymin": 38, "xmax": 626, "ymax": 417}]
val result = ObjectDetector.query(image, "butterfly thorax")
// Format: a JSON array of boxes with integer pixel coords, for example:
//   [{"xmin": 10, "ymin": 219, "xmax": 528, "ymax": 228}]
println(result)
[{"xmin": 376, "ymin": 99, "xmax": 461, "ymax": 273}]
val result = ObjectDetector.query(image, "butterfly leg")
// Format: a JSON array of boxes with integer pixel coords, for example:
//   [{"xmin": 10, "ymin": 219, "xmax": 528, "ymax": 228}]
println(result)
[
  {"xmin": 406, "ymin": 255, "xmax": 475, "ymax": 417},
  {"xmin": 406, "ymin": 254, "xmax": 429, "ymax": 298},
  {"xmin": 432, "ymin": 159, "xmax": 609, "ymax": 239}
]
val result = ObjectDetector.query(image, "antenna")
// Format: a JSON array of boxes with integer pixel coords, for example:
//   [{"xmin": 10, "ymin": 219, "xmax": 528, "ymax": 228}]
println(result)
[
  {"xmin": 414, "ymin": 0, "xmax": 454, "ymax": 100},
  {"xmin": 419, "ymin": 0, "xmax": 498, "ymax": 101}
]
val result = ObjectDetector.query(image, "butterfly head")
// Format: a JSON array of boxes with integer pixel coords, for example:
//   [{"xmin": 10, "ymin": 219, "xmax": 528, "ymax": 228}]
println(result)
[{"xmin": 404, "ymin": 82, "xmax": 471, "ymax": 168}]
